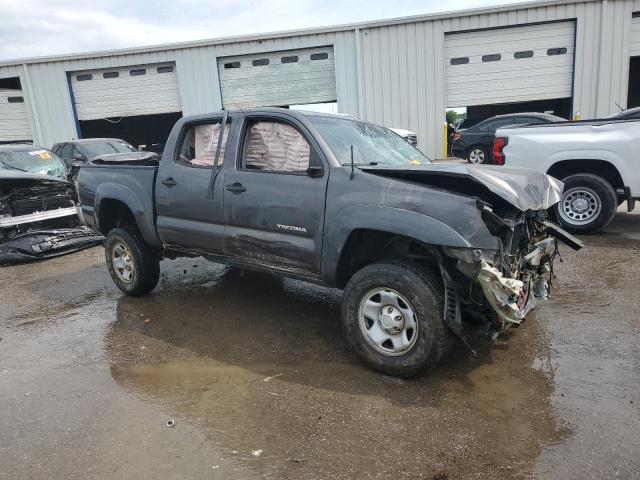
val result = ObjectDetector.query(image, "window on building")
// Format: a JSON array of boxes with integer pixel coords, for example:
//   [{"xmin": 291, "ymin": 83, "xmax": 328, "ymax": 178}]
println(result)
[
  {"xmin": 310, "ymin": 52, "xmax": 329, "ymax": 61},
  {"xmin": 76, "ymin": 74, "xmax": 93, "ymax": 81},
  {"xmin": 157, "ymin": 66, "xmax": 174, "ymax": 73},
  {"xmin": 482, "ymin": 54, "xmax": 501, "ymax": 62},
  {"xmin": 281, "ymin": 55, "xmax": 299, "ymax": 64},
  {"xmin": 224, "ymin": 62, "xmax": 241, "ymax": 69},
  {"xmin": 242, "ymin": 121, "xmax": 310, "ymax": 173},
  {"xmin": 547, "ymin": 47, "xmax": 567, "ymax": 56},
  {"xmin": 514, "ymin": 50, "xmax": 534, "ymax": 59},
  {"xmin": 177, "ymin": 122, "xmax": 230, "ymax": 167},
  {"xmin": 130, "ymin": 69, "xmax": 146, "ymax": 76},
  {"xmin": 7, "ymin": 96, "xmax": 24, "ymax": 103},
  {"xmin": 252, "ymin": 58, "xmax": 269, "ymax": 66},
  {"xmin": 450, "ymin": 57, "xmax": 470, "ymax": 65},
  {"xmin": 103, "ymin": 71, "xmax": 119, "ymax": 79}
]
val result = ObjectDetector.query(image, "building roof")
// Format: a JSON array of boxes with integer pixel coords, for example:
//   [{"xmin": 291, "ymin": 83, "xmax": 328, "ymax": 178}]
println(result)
[{"xmin": 0, "ymin": 0, "xmax": 594, "ymax": 67}]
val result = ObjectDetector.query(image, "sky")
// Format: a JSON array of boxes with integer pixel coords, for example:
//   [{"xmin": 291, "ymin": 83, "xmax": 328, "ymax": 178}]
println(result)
[{"xmin": 0, "ymin": 0, "xmax": 530, "ymax": 61}]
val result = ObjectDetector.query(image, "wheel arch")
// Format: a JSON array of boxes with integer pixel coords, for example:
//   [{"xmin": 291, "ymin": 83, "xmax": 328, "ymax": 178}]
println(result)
[
  {"xmin": 323, "ymin": 206, "xmax": 479, "ymax": 288},
  {"xmin": 95, "ymin": 183, "xmax": 161, "ymax": 247},
  {"xmin": 546, "ymin": 159, "xmax": 624, "ymax": 192}
]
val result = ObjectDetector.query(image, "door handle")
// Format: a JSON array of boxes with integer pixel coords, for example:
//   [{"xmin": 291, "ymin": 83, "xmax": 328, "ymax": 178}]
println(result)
[
  {"xmin": 161, "ymin": 177, "xmax": 177, "ymax": 187},
  {"xmin": 225, "ymin": 183, "xmax": 246, "ymax": 193}
]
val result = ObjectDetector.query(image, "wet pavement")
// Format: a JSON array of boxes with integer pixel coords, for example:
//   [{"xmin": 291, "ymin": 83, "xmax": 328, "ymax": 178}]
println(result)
[{"xmin": 1, "ymin": 212, "xmax": 639, "ymax": 479}]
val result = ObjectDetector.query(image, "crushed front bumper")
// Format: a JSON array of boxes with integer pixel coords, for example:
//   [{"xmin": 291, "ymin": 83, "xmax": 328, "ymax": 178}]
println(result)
[{"xmin": 0, "ymin": 228, "xmax": 104, "ymax": 265}]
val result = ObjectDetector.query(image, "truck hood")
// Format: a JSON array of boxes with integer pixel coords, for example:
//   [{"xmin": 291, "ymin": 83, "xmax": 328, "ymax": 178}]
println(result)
[
  {"xmin": 90, "ymin": 151, "xmax": 158, "ymax": 165},
  {"xmin": 360, "ymin": 164, "xmax": 563, "ymax": 211}
]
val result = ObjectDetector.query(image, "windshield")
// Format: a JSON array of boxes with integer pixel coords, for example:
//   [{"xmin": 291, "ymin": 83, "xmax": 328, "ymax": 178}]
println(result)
[
  {"xmin": 0, "ymin": 148, "xmax": 68, "ymax": 178},
  {"xmin": 84, "ymin": 141, "xmax": 137, "ymax": 158},
  {"xmin": 308, "ymin": 116, "xmax": 431, "ymax": 166}
]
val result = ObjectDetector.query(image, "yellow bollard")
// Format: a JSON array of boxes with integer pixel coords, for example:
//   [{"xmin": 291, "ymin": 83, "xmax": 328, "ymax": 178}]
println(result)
[
  {"xmin": 574, "ymin": 111, "xmax": 581, "ymax": 121},
  {"xmin": 443, "ymin": 122, "xmax": 448, "ymax": 160}
]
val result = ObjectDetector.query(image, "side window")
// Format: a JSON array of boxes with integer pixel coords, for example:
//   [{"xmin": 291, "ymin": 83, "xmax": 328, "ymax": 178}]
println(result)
[
  {"xmin": 177, "ymin": 122, "xmax": 230, "ymax": 167},
  {"xmin": 71, "ymin": 145, "xmax": 82, "ymax": 159},
  {"xmin": 478, "ymin": 120, "xmax": 496, "ymax": 132},
  {"xmin": 242, "ymin": 121, "xmax": 310, "ymax": 173},
  {"xmin": 60, "ymin": 143, "xmax": 73, "ymax": 159}
]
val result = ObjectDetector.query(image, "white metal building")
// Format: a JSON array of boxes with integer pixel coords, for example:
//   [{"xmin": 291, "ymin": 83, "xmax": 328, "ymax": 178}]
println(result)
[{"xmin": 0, "ymin": 0, "xmax": 639, "ymax": 158}]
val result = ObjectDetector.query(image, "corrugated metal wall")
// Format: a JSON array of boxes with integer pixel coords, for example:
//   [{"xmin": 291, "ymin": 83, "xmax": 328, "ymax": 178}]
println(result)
[{"xmin": 0, "ymin": 0, "xmax": 638, "ymax": 157}]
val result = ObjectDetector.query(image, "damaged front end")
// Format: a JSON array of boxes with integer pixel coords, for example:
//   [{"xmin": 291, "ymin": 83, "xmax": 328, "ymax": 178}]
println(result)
[
  {"xmin": 0, "ymin": 173, "xmax": 103, "ymax": 265},
  {"xmin": 441, "ymin": 207, "xmax": 583, "ymax": 339}
]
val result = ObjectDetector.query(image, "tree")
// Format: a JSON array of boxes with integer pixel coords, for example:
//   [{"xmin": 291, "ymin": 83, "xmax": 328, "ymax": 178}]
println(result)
[{"xmin": 446, "ymin": 110, "xmax": 459, "ymax": 125}]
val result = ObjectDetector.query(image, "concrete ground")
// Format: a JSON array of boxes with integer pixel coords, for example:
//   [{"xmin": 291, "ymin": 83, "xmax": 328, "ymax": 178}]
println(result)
[{"xmin": 1, "ymin": 210, "xmax": 639, "ymax": 479}]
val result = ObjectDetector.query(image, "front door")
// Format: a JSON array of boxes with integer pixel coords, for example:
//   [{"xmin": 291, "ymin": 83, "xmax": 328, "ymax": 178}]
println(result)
[
  {"xmin": 155, "ymin": 118, "xmax": 231, "ymax": 253},
  {"xmin": 223, "ymin": 116, "xmax": 329, "ymax": 274}
]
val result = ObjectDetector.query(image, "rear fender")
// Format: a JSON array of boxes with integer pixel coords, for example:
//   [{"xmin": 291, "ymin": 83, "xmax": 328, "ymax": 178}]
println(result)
[{"xmin": 95, "ymin": 183, "xmax": 161, "ymax": 247}]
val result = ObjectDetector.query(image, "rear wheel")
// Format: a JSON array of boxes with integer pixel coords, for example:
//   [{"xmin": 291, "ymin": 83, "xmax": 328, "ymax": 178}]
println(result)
[
  {"xmin": 467, "ymin": 145, "xmax": 488, "ymax": 164},
  {"xmin": 554, "ymin": 174, "xmax": 617, "ymax": 234},
  {"xmin": 341, "ymin": 260, "xmax": 454, "ymax": 377},
  {"xmin": 105, "ymin": 228, "xmax": 160, "ymax": 296}
]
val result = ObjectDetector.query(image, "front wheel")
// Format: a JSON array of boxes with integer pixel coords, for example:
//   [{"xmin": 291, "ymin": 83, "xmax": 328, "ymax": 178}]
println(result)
[
  {"xmin": 554, "ymin": 173, "xmax": 617, "ymax": 234},
  {"xmin": 341, "ymin": 261, "xmax": 454, "ymax": 377},
  {"xmin": 105, "ymin": 228, "xmax": 160, "ymax": 296},
  {"xmin": 467, "ymin": 146, "xmax": 488, "ymax": 164}
]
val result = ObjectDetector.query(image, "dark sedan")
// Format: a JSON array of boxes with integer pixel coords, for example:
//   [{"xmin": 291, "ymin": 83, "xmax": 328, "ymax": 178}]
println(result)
[
  {"xmin": 451, "ymin": 112, "xmax": 565, "ymax": 164},
  {"xmin": 51, "ymin": 138, "xmax": 139, "ymax": 167},
  {"xmin": 608, "ymin": 106, "xmax": 640, "ymax": 119}
]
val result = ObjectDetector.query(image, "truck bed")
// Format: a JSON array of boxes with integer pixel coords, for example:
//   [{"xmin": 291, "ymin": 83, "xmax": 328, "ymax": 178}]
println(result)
[{"xmin": 77, "ymin": 164, "xmax": 160, "ymax": 246}]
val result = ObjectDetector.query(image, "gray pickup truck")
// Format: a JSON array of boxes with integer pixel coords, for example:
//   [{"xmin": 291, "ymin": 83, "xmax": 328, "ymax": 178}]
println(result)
[{"xmin": 77, "ymin": 108, "xmax": 582, "ymax": 376}]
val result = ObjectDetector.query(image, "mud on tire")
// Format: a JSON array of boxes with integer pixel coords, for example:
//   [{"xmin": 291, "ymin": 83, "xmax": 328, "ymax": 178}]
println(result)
[
  {"xmin": 105, "ymin": 227, "xmax": 160, "ymax": 296},
  {"xmin": 341, "ymin": 260, "xmax": 454, "ymax": 377}
]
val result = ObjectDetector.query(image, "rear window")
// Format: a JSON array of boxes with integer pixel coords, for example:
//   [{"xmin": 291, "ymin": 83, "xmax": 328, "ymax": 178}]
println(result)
[
  {"xmin": 177, "ymin": 122, "xmax": 230, "ymax": 167},
  {"xmin": 84, "ymin": 141, "xmax": 137, "ymax": 158}
]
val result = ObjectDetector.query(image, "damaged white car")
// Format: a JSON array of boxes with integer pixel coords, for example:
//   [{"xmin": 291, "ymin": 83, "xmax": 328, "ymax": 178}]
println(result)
[{"xmin": 0, "ymin": 144, "xmax": 103, "ymax": 265}]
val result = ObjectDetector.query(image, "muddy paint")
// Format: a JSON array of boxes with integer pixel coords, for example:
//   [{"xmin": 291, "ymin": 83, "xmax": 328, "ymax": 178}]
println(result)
[{"xmin": 1, "ymin": 210, "xmax": 639, "ymax": 479}]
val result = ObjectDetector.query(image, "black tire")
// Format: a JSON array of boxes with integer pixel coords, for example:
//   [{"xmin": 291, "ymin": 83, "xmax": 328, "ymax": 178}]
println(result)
[
  {"xmin": 553, "ymin": 173, "xmax": 617, "ymax": 234},
  {"xmin": 341, "ymin": 260, "xmax": 454, "ymax": 377},
  {"xmin": 104, "ymin": 228, "xmax": 160, "ymax": 296},
  {"xmin": 466, "ymin": 145, "xmax": 489, "ymax": 164}
]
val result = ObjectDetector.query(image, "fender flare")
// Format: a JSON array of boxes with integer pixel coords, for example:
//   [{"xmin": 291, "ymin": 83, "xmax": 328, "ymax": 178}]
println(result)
[
  {"xmin": 321, "ymin": 205, "xmax": 492, "ymax": 284},
  {"xmin": 95, "ymin": 182, "xmax": 161, "ymax": 247}
]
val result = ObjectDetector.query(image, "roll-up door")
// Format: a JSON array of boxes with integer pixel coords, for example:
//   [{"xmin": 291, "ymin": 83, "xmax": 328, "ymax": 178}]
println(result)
[
  {"xmin": 445, "ymin": 21, "xmax": 575, "ymax": 107},
  {"xmin": 70, "ymin": 63, "xmax": 181, "ymax": 120},
  {"xmin": 630, "ymin": 15, "xmax": 640, "ymax": 56},
  {"xmin": 218, "ymin": 46, "xmax": 336, "ymax": 108},
  {"xmin": 0, "ymin": 89, "xmax": 31, "ymax": 142}
]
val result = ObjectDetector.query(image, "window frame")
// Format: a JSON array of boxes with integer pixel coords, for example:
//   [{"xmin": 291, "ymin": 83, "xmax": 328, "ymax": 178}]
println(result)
[
  {"xmin": 237, "ymin": 116, "xmax": 323, "ymax": 176},
  {"xmin": 173, "ymin": 117, "xmax": 231, "ymax": 169}
]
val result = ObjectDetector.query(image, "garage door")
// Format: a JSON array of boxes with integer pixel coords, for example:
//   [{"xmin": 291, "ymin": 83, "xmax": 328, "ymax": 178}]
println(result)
[
  {"xmin": 0, "ymin": 89, "xmax": 31, "ymax": 142},
  {"xmin": 70, "ymin": 63, "xmax": 181, "ymax": 120},
  {"xmin": 445, "ymin": 21, "xmax": 575, "ymax": 107},
  {"xmin": 631, "ymin": 15, "xmax": 640, "ymax": 56},
  {"xmin": 218, "ymin": 46, "xmax": 337, "ymax": 108}
]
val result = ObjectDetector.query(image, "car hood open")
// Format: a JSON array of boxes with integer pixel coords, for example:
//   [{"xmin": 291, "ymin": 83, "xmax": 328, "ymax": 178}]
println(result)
[{"xmin": 360, "ymin": 164, "xmax": 563, "ymax": 211}]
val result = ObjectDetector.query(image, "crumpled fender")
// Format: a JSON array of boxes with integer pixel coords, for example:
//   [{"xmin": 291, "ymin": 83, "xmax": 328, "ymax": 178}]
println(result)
[{"xmin": 321, "ymin": 204, "xmax": 499, "ymax": 283}]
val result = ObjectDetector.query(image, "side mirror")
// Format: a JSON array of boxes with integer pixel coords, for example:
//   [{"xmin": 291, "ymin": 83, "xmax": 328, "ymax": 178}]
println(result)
[
  {"xmin": 73, "ymin": 152, "xmax": 85, "ymax": 161},
  {"xmin": 307, "ymin": 166, "xmax": 324, "ymax": 178}
]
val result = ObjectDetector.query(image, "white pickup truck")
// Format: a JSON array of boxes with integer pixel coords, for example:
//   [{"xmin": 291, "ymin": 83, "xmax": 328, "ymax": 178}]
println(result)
[{"xmin": 493, "ymin": 119, "xmax": 640, "ymax": 234}]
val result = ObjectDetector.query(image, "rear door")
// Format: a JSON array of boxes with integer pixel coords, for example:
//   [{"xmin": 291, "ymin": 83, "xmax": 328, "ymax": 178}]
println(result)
[
  {"xmin": 155, "ymin": 116, "xmax": 231, "ymax": 253},
  {"xmin": 222, "ymin": 113, "xmax": 329, "ymax": 274}
]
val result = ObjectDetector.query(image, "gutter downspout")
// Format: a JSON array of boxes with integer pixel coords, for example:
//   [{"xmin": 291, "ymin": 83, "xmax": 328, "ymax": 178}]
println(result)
[
  {"xmin": 596, "ymin": 0, "xmax": 608, "ymax": 116},
  {"xmin": 21, "ymin": 63, "xmax": 43, "ymax": 144},
  {"xmin": 355, "ymin": 28, "xmax": 365, "ymax": 119}
]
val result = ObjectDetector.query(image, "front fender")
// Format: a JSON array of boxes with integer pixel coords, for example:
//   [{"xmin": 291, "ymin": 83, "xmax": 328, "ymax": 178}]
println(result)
[
  {"xmin": 95, "ymin": 183, "xmax": 161, "ymax": 247},
  {"xmin": 321, "ymin": 204, "xmax": 498, "ymax": 283}
]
